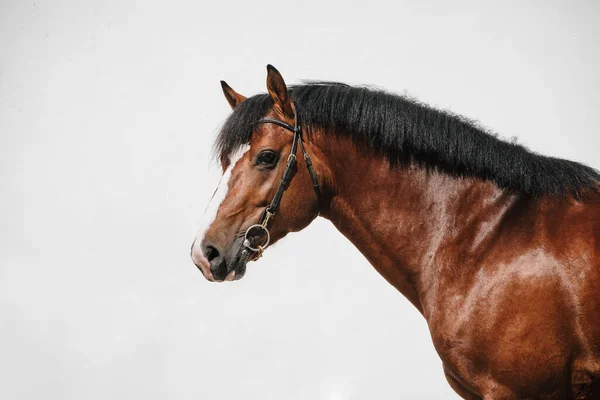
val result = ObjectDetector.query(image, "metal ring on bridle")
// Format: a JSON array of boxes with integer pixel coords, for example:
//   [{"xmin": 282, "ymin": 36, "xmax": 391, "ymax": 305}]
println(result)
[{"xmin": 244, "ymin": 224, "xmax": 271, "ymax": 252}]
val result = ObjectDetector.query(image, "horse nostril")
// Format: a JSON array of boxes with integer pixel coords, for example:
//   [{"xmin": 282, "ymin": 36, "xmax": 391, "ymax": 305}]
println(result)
[
  {"xmin": 203, "ymin": 244, "xmax": 221, "ymax": 263},
  {"xmin": 202, "ymin": 243, "xmax": 228, "ymax": 280}
]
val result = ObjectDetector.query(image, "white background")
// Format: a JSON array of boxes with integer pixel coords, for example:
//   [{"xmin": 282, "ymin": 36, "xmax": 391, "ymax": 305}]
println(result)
[{"xmin": 1, "ymin": 1, "xmax": 599, "ymax": 399}]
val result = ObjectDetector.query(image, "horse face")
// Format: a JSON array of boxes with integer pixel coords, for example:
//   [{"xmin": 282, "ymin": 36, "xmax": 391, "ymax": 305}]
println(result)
[{"xmin": 191, "ymin": 66, "xmax": 319, "ymax": 282}]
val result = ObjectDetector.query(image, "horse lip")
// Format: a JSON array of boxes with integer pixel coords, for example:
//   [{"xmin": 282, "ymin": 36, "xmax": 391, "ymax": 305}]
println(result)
[
  {"xmin": 224, "ymin": 269, "xmax": 237, "ymax": 281},
  {"xmin": 233, "ymin": 263, "xmax": 246, "ymax": 280},
  {"xmin": 231, "ymin": 249, "xmax": 249, "ymax": 280},
  {"xmin": 223, "ymin": 240, "xmax": 249, "ymax": 281}
]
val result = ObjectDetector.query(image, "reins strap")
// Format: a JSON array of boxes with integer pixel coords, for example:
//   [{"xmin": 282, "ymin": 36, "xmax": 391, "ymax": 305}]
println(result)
[{"xmin": 299, "ymin": 138, "xmax": 321, "ymax": 207}]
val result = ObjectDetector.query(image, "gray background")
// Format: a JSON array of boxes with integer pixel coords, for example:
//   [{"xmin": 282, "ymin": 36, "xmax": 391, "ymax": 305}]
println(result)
[{"xmin": 1, "ymin": 1, "xmax": 599, "ymax": 399}]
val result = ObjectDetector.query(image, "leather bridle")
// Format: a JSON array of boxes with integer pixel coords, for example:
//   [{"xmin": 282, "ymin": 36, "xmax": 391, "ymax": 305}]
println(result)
[{"xmin": 242, "ymin": 103, "xmax": 320, "ymax": 257}]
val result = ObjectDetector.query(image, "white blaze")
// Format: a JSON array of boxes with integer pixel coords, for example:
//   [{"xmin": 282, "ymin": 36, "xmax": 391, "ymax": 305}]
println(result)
[{"xmin": 196, "ymin": 144, "xmax": 251, "ymax": 241}]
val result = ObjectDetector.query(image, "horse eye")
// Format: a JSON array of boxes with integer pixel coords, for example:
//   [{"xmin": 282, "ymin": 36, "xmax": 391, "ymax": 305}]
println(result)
[{"xmin": 257, "ymin": 151, "xmax": 278, "ymax": 167}]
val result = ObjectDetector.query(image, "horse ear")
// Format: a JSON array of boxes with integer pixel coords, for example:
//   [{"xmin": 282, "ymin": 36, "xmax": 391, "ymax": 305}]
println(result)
[
  {"xmin": 220, "ymin": 80, "xmax": 246, "ymax": 109},
  {"xmin": 266, "ymin": 64, "xmax": 294, "ymax": 119}
]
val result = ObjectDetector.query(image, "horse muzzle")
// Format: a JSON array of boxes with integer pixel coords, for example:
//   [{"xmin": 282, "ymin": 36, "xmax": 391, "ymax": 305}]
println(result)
[{"xmin": 190, "ymin": 237, "xmax": 249, "ymax": 282}]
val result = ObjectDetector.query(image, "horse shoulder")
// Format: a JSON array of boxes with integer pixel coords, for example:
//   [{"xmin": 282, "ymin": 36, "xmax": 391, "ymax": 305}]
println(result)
[{"xmin": 427, "ymin": 195, "xmax": 600, "ymax": 398}]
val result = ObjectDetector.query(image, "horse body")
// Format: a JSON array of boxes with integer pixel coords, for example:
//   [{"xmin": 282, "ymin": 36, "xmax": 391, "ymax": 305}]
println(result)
[
  {"xmin": 192, "ymin": 66, "xmax": 600, "ymax": 398},
  {"xmin": 312, "ymin": 132, "xmax": 600, "ymax": 398}
]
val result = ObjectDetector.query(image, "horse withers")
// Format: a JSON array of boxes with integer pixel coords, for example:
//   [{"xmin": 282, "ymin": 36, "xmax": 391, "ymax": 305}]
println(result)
[{"xmin": 190, "ymin": 65, "xmax": 600, "ymax": 399}]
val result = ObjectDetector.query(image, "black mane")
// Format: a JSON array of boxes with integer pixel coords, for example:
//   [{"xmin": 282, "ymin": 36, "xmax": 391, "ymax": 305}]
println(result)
[{"xmin": 215, "ymin": 82, "xmax": 600, "ymax": 198}]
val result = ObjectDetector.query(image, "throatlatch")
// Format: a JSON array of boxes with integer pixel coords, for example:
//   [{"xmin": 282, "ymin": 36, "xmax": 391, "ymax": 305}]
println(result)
[{"xmin": 242, "ymin": 103, "xmax": 321, "ymax": 257}]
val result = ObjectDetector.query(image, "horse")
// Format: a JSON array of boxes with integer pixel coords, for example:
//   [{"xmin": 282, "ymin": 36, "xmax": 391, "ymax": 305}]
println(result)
[{"xmin": 190, "ymin": 65, "xmax": 600, "ymax": 399}]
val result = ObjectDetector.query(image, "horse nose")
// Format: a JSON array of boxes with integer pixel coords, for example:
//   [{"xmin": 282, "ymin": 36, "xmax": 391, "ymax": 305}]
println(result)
[
  {"xmin": 190, "ymin": 239, "xmax": 216, "ymax": 281},
  {"xmin": 202, "ymin": 242, "xmax": 228, "ymax": 280}
]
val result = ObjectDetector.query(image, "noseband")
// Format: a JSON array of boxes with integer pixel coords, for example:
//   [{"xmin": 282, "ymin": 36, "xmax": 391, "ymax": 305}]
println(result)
[{"xmin": 242, "ymin": 104, "xmax": 321, "ymax": 257}]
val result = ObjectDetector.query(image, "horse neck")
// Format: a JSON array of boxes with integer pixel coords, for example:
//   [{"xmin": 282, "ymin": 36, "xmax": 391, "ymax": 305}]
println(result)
[{"xmin": 310, "ymin": 131, "xmax": 518, "ymax": 314}]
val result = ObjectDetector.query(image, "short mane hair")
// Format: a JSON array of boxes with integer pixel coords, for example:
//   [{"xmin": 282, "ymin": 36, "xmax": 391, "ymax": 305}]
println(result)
[{"xmin": 215, "ymin": 82, "xmax": 600, "ymax": 198}]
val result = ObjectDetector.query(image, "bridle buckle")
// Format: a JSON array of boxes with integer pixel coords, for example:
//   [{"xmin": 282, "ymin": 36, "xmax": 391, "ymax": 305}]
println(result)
[{"xmin": 262, "ymin": 209, "xmax": 274, "ymax": 227}]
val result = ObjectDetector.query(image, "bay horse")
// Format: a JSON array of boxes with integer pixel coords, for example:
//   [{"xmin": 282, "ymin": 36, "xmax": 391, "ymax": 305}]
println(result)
[{"xmin": 190, "ymin": 65, "xmax": 600, "ymax": 399}]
